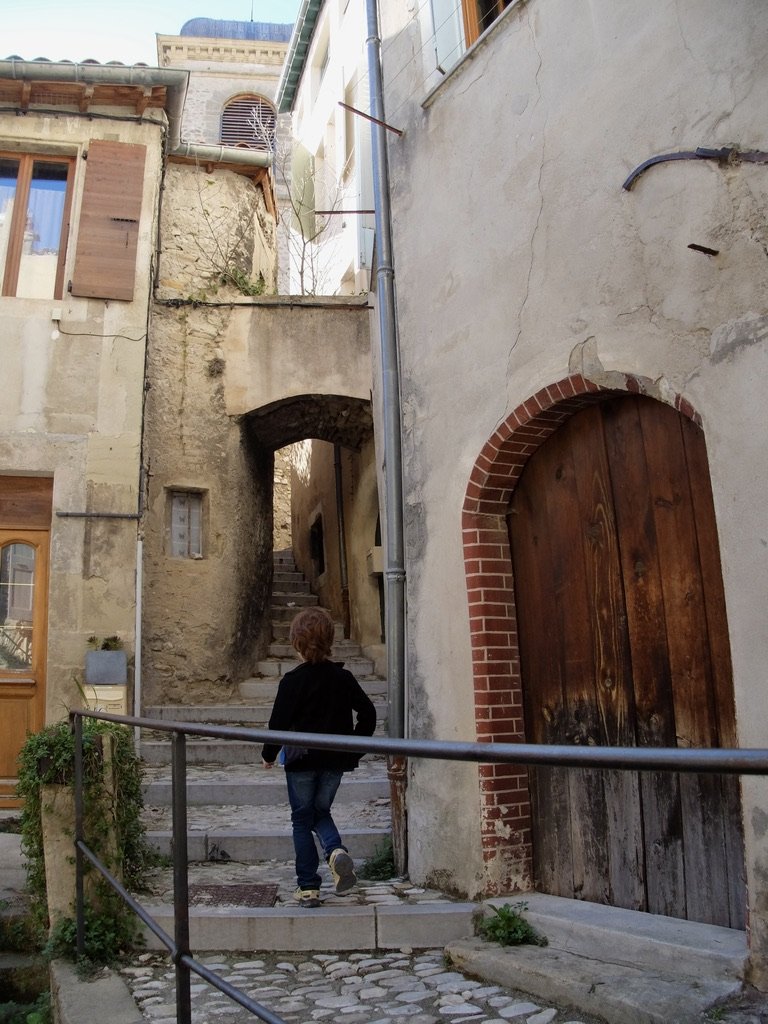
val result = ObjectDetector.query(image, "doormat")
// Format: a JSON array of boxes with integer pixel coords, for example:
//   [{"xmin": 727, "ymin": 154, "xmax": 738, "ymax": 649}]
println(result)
[{"xmin": 188, "ymin": 883, "xmax": 279, "ymax": 908}]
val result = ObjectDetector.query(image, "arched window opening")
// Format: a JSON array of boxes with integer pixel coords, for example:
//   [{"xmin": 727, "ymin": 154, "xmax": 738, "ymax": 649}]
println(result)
[{"xmin": 221, "ymin": 95, "xmax": 277, "ymax": 152}]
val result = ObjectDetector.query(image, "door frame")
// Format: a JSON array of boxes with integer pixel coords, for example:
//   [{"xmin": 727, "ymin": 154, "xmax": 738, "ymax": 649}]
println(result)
[
  {"xmin": 0, "ymin": 476, "xmax": 52, "ymax": 807},
  {"xmin": 461, "ymin": 375, "xmax": 725, "ymax": 898}
]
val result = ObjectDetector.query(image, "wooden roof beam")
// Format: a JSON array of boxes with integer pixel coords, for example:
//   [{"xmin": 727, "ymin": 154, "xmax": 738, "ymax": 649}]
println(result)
[
  {"xmin": 19, "ymin": 80, "xmax": 31, "ymax": 113},
  {"xmin": 135, "ymin": 87, "xmax": 153, "ymax": 115},
  {"xmin": 78, "ymin": 85, "xmax": 94, "ymax": 113}
]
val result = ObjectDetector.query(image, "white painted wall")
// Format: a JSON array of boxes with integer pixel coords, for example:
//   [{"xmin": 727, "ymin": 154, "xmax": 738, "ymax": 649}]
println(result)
[
  {"xmin": 372, "ymin": 0, "xmax": 768, "ymax": 958},
  {"xmin": 288, "ymin": 0, "xmax": 375, "ymax": 295}
]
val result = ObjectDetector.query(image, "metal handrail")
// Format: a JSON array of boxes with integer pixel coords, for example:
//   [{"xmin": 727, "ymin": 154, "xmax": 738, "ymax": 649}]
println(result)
[{"xmin": 70, "ymin": 708, "xmax": 768, "ymax": 1024}]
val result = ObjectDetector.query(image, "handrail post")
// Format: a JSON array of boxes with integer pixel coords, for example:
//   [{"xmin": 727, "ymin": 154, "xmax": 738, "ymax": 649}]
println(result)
[
  {"xmin": 171, "ymin": 731, "xmax": 191, "ymax": 1024},
  {"xmin": 73, "ymin": 713, "xmax": 85, "ymax": 959}
]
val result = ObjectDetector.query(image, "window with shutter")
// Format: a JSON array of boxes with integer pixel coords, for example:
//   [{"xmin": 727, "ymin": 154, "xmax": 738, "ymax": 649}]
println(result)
[
  {"xmin": 462, "ymin": 0, "xmax": 513, "ymax": 47},
  {"xmin": 432, "ymin": 0, "xmax": 513, "ymax": 71},
  {"xmin": 0, "ymin": 153, "xmax": 74, "ymax": 299},
  {"xmin": 70, "ymin": 140, "xmax": 146, "ymax": 302},
  {"xmin": 220, "ymin": 95, "xmax": 276, "ymax": 152}
]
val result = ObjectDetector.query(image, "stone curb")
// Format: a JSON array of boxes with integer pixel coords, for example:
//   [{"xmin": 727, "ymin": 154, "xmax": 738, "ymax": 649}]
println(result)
[
  {"xmin": 445, "ymin": 938, "xmax": 743, "ymax": 1024},
  {"xmin": 51, "ymin": 960, "xmax": 144, "ymax": 1024},
  {"xmin": 140, "ymin": 900, "xmax": 478, "ymax": 952}
]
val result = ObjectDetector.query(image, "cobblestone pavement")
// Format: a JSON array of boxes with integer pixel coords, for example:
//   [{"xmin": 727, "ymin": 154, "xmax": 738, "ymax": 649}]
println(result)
[{"xmin": 118, "ymin": 948, "xmax": 608, "ymax": 1024}]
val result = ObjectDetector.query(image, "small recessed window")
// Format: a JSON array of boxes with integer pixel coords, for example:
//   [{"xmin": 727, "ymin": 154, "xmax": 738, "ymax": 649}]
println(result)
[{"xmin": 169, "ymin": 491, "xmax": 204, "ymax": 559}]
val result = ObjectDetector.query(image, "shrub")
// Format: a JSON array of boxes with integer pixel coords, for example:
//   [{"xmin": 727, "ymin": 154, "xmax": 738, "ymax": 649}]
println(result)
[{"xmin": 16, "ymin": 719, "xmax": 155, "ymax": 966}]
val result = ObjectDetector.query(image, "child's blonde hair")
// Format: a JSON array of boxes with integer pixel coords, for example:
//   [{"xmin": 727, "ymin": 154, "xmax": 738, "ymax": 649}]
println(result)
[{"xmin": 289, "ymin": 607, "xmax": 334, "ymax": 664}]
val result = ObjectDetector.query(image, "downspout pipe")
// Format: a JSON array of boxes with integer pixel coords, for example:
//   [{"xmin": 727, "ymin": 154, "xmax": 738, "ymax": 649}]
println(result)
[{"xmin": 365, "ymin": 0, "xmax": 408, "ymax": 873}]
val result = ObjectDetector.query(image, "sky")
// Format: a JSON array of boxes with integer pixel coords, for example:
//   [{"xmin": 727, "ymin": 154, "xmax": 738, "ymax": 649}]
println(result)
[{"xmin": 4, "ymin": 0, "xmax": 301, "ymax": 66}]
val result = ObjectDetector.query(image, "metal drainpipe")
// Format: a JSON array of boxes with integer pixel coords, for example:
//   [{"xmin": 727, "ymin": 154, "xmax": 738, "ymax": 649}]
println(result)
[
  {"xmin": 365, "ymin": 0, "xmax": 408, "ymax": 875},
  {"xmin": 333, "ymin": 444, "xmax": 351, "ymax": 638}
]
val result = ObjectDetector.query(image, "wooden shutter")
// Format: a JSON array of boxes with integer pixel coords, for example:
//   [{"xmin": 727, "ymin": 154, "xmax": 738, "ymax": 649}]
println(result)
[{"xmin": 70, "ymin": 140, "xmax": 146, "ymax": 301}]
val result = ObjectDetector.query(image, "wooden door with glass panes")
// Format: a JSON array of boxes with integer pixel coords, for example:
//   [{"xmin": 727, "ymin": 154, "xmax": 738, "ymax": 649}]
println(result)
[{"xmin": 0, "ymin": 478, "xmax": 51, "ymax": 807}]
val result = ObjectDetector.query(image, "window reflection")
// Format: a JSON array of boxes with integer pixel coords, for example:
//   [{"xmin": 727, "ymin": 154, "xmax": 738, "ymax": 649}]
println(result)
[
  {"xmin": 0, "ymin": 155, "xmax": 70, "ymax": 299},
  {"xmin": 0, "ymin": 543, "xmax": 35, "ymax": 670},
  {"xmin": 17, "ymin": 161, "xmax": 69, "ymax": 299},
  {"xmin": 0, "ymin": 158, "xmax": 20, "ymax": 288}
]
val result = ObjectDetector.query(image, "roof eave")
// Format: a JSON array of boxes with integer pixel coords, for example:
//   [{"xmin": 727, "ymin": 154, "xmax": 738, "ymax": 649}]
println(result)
[{"xmin": 275, "ymin": 0, "xmax": 325, "ymax": 114}]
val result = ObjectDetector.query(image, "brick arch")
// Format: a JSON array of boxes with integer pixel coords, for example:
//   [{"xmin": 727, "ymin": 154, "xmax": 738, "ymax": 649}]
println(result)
[{"xmin": 462, "ymin": 373, "xmax": 701, "ymax": 894}]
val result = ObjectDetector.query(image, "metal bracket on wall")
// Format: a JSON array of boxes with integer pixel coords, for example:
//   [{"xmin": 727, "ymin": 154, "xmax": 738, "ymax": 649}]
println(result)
[{"xmin": 622, "ymin": 146, "xmax": 768, "ymax": 191}]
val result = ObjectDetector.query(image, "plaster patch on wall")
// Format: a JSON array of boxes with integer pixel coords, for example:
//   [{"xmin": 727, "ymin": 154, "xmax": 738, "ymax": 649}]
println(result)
[
  {"xmin": 710, "ymin": 314, "xmax": 768, "ymax": 364},
  {"xmin": 752, "ymin": 806, "xmax": 768, "ymax": 840},
  {"xmin": 568, "ymin": 336, "xmax": 602, "ymax": 376}
]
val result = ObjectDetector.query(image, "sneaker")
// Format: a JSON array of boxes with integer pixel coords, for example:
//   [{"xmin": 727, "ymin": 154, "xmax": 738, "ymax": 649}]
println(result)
[
  {"xmin": 329, "ymin": 848, "xmax": 357, "ymax": 895},
  {"xmin": 293, "ymin": 887, "xmax": 321, "ymax": 908}
]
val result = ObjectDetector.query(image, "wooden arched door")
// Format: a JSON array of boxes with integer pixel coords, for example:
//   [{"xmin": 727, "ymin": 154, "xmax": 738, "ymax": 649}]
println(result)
[{"xmin": 508, "ymin": 395, "xmax": 744, "ymax": 928}]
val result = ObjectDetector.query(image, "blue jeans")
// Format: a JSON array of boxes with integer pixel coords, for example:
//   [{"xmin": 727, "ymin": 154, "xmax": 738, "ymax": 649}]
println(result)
[{"xmin": 285, "ymin": 770, "xmax": 345, "ymax": 890}]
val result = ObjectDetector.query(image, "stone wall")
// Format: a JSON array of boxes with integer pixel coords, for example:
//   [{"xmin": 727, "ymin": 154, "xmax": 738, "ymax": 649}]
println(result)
[
  {"xmin": 141, "ymin": 302, "xmax": 274, "ymax": 704},
  {"xmin": 157, "ymin": 163, "xmax": 277, "ymax": 300},
  {"xmin": 273, "ymin": 447, "xmax": 292, "ymax": 551}
]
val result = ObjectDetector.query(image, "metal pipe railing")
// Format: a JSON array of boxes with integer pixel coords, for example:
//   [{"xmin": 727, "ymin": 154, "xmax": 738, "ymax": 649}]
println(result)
[{"xmin": 70, "ymin": 708, "xmax": 768, "ymax": 1024}]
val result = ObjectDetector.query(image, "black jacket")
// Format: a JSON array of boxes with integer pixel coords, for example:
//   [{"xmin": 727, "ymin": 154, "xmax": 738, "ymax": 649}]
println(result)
[{"xmin": 260, "ymin": 659, "xmax": 377, "ymax": 771}]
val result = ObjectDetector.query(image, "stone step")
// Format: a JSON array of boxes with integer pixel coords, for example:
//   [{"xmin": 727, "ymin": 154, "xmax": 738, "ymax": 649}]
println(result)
[
  {"xmin": 270, "ymin": 619, "xmax": 345, "ymax": 641},
  {"xmin": 505, "ymin": 892, "xmax": 748, "ymax": 982},
  {"xmin": 271, "ymin": 592, "xmax": 319, "ymax": 607},
  {"xmin": 135, "ymin": 853, "xmax": 475, "ymax": 953},
  {"xmin": 271, "ymin": 603, "xmax": 330, "ymax": 622},
  {"xmin": 141, "ymin": 718, "xmax": 389, "ymax": 746},
  {"xmin": 144, "ymin": 701, "xmax": 387, "ymax": 722},
  {"xmin": 272, "ymin": 572, "xmax": 308, "ymax": 587},
  {"xmin": 264, "ymin": 645, "xmax": 374, "ymax": 671},
  {"xmin": 266, "ymin": 637, "xmax": 366, "ymax": 657},
  {"xmin": 141, "ymin": 901, "xmax": 477, "ymax": 953},
  {"xmin": 241, "ymin": 675, "xmax": 386, "ymax": 697},
  {"xmin": 448, "ymin": 901, "xmax": 748, "ymax": 1024},
  {"xmin": 140, "ymin": 740, "xmax": 385, "ymax": 766},
  {"xmin": 145, "ymin": 826, "xmax": 389, "ymax": 863},
  {"xmin": 143, "ymin": 771, "xmax": 391, "ymax": 807}
]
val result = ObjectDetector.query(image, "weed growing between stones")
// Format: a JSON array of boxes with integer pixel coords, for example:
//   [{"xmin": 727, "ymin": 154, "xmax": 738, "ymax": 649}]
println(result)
[
  {"xmin": 359, "ymin": 837, "xmax": 396, "ymax": 881},
  {"xmin": 477, "ymin": 901, "xmax": 548, "ymax": 947}
]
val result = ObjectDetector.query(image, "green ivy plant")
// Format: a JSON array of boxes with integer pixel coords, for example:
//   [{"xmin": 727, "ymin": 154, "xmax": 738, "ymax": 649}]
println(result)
[
  {"xmin": 16, "ymin": 720, "xmax": 155, "ymax": 968},
  {"xmin": 220, "ymin": 266, "xmax": 266, "ymax": 297},
  {"xmin": 477, "ymin": 901, "xmax": 548, "ymax": 947}
]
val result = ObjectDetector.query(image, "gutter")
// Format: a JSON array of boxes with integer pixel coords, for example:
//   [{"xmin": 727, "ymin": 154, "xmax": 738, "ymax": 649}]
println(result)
[
  {"xmin": 275, "ymin": 0, "xmax": 323, "ymax": 113},
  {"xmin": 0, "ymin": 59, "xmax": 272, "ymax": 168}
]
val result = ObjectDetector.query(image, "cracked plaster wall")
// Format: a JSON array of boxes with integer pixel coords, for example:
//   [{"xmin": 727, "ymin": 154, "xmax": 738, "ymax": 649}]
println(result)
[{"xmin": 372, "ymin": 0, "xmax": 768, "ymax": 910}]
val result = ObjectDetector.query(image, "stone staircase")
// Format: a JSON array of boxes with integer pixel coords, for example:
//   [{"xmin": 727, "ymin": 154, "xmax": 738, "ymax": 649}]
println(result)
[{"xmin": 138, "ymin": 550, "xmax": 477, "ymax": 951}]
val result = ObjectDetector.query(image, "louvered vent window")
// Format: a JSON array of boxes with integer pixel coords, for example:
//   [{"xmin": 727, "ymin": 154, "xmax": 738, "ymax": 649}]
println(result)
[{"xmin": 221, "ymin": 95, "xmax": 277, "ymax": 151}]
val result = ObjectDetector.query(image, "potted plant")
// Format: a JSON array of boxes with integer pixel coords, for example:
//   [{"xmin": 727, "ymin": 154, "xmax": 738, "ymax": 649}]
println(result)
[{"xmin": 85, "ymin": 635, "xmax": 127, "ymax": 686}]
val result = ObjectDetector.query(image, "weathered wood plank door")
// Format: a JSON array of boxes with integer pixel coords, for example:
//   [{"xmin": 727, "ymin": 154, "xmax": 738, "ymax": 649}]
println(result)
[
  {"xmin": 0, "ymin": 478, "xmax": 51, "ymax": 808},
  {"xmin": 508, "ymin": 395, "xmax": 745, "ymax": 928}
]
